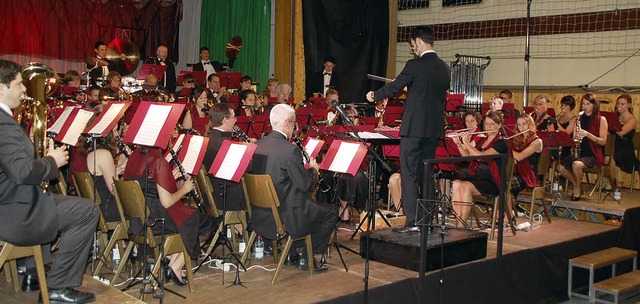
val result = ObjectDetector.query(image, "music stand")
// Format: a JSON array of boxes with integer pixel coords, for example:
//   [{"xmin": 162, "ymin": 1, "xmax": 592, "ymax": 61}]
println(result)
[
  {"xmin": 445, "ymin": 93, "xmax": 464, "ymax": 112},
  {"xmin": 383, "ymin": 106, "xmax": 403, "ymax": 127},
  {"xmin": 137, "ymin": 64, "xmax": 167, "ymax": 82},
  {"xmin": 177, "ymin": 70, "xmax": 206, "ymax": 87},
  {"xmin": 121, "ymin": 101, "xmax": 186, "ymax": 300},
  {"xmin": 209, "ymin": 140, "xmax": 256, "ymax": 287},
  {"xmin": 217, "ymin": 72, "xmax": 242, "ymax": 90}
]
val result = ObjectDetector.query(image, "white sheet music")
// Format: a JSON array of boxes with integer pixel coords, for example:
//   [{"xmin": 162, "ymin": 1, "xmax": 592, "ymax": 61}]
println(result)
[
  {"xmin": 181, "ymin": 135, "xmax": 204, "ymax": 174},
  {"xmin": 86, "ymin": 103, "xmax": 125, "ymax": 135},
  {"xmin": 133, "ymin": 104, "xmax": 172, "ymax": 146},
  {"xmin": 47, "ymin": 106, "xmax": 75, "ymax": 135},
  {"xmin": 350, "ymin": 131, "xmax": 389, "ymax": 139},
  {"xmin": 329, "ymin": 141, "xmax": 360, "ymax": 173},
  {"xmin": 215, "ymin": 143, "xmax": 247, "ymax": 180},
  {"xmin": 61, "ymin": 109, "xmax": 94, "ymax": 146},
  {"xmin": 166, "ymin": 134, "xmax": 185, "ymax": 163},
  {"xmin": 304, "ymin": 139, "xmax": 321, "ymax": 164}
]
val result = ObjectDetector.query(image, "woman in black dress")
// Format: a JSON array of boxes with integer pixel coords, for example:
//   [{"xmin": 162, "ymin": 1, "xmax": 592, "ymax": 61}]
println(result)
[
  {"xmin": 531, "ymin": 95, "xmax": 555, "ymax": 131},
  {"xmin": 613, "ymin": 94, "xmax": 640, "ymax": 178},
  {"xmin": 553, "ymin": 95, "xmax": 578, "ymax": 160}
]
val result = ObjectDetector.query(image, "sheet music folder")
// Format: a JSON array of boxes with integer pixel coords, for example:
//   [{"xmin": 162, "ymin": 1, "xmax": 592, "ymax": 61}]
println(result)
[
  {"xmin": 84, "ymin": 102, "xmax": 131, "ymax": 137},
  {"xmin": 137, "ymin": 63, "xmax": 167, "ymax": 81},
  {"xmin": 320, "ymin": 139, "xmax": 367, "ymax": 176},
  {"xmin": 209, "ymin": 140, "xmax": 256, "ymax": 183},
  {"xmin": 122, "ymin": 101, "xmax": 185, "ymax": 148}
]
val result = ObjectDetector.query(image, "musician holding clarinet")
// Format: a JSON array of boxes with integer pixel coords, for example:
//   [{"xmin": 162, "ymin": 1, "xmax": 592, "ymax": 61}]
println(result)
[
  {"xmin": 122, "ymin": 146, "xmax": 215, "ymax": 286},
  {"xmin": 366, "ymin": 26, "xmax": 450, "ymax": 233}
]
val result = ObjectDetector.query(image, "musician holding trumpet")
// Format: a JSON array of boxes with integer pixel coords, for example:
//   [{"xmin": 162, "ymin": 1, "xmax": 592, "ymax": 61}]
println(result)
[{"xmin": 557, "ymin": 93, "xmax": 608, "ymax": 201}]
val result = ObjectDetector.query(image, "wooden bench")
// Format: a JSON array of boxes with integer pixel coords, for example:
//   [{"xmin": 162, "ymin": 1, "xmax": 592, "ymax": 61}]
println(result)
[
  {"xmin": 568, "ymin": 247, "xmax": 638, "ymax": 303},
  {"xmin": 593, "ymin": 270, "xmax": 640, "ymax": 304}
]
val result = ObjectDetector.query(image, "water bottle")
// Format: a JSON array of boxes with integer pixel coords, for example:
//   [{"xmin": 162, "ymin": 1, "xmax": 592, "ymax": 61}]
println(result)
[
  {"xmin": 238, "ymin": 235, "xmax": 246, "ymax": 254},
  {"xmin": 226, "ymin": 226, "xmax": 232, "ymax": 240},
  {"xmin": 112, "ymin": 248, "xmax": 121, "ymax": 269},
  {"xmin": 613, "ymin": 188, "xmax": 621, "ymax": 201},
  {"xmin": 552, "ymin": 180, "xmax": 559, "ymax": 192},
  {"xmin": 255, "ymin": 236, "xmax": 264, "ymax": 261}
]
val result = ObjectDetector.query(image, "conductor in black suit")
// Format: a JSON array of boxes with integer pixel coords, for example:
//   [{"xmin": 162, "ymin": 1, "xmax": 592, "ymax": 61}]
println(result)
[
  {"xmin": 145, "ymin": 44, "xmax": 177, "ymax": 93},
  {"xmin": 366, "ymin": 26, "xmax": 450, "ymax": 233},
  {"xmin": 202, "ymin": 103, "xmax": 248, "ymax": 211},
  {"xmin": 306, "ymin": 56, "xmax": 339, "ymax": 99},
  {"xmin": 0, "ymin": 60, "xmax": 99, "ymax": 303},
  {"xmin": 87, "ymin": 41, "xmax": 117, "ymax": 86},
  {"xmin": 251, "ymin": 104, "xmax": 336, "ymax": 270}
]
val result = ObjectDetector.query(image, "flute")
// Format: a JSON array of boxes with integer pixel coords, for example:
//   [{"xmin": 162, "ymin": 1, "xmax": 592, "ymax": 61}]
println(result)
[
  {"xmin": 168, "ymin": 147, "xmax": 207, "ymax": 214},
  {"xmin": 445, "ymin": 130, "xmax": 495, "ymax": 138},
  {"xmin": 503, "ymin": 129, "xmax": 534, "ymax": 140}
]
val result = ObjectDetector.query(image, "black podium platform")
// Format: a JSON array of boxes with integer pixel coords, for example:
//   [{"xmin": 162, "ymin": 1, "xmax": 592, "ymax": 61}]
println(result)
[{"xmin": 360, "ymin": 227, "xmax": 488, "ymax": 272}]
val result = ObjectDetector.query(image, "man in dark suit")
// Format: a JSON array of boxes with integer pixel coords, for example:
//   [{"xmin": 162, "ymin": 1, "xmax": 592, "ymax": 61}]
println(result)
[
  {"xmin": 366, "ymin": 26, "xmax": 450, "ymax": 233},
  {"xmin": 203, "ymin": 103, "xmax": 247, "ymax": 211},
  {"xmin": 0, "ymin": 60, "xmax": 99, "ymax": 303},
  {"xmin": 192, "ymin": 47, "xmax": 224, "ymax": 80},
  {"xmin": 251, "ymin": 104, "xmax": 336, "ymax": 270},
  {"xmin": 206, "ymin": 73, "xmax": 229, "ymax": 103},
  {"xmin": 87, "ymin": 41, "xmax": 117, "ymax": 86},
  {"xmin": 145, "ymin": 44, "xmax": 177, "ymax": 93},
  {"xmin": 306, "ymin": 56, "xmax": 339, "ymax": 99}
]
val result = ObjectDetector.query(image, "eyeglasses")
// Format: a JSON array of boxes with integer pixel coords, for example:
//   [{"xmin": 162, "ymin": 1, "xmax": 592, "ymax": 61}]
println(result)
[
  {"xmin": 225, "ymin": 115, "xmax": 237, "ymax": 120},
  {"xmin": 185, "ymin": 80, "xmax": 195, "ymax": 84}
]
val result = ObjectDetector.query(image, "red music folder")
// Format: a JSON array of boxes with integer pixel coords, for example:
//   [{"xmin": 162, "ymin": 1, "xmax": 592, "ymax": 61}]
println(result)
[
  {"xmin": 84, "ymin": 102, "xmax": 131, "ymax": 136},
  {"xmin": 176, "ymin": 134, "xmax": 210, "ymax": 175},
  {"xmin": 600, "ymin": 111, "xmax": 622, "ymax": 131},
  {"xmin": 445, "ymin": 93, "xmax": 464, "ymax": 111},
  {"xmin": 48, "ymin": 107, "xmax": 95, "ymax": 146},
  {"xmin": 536, "ymin": 131, "xmax": 574, "ymax": 148},
  {"xmin": 320, "ymin": 140, "xmax": 367, "ymax": 176},
  {"xmin": 384, "ymin": 106, "xmax": 403, "ymax": 127},
  {"xmin": 209, "ymin": 140, "xmax": 257, "ymax": 182},
  {"xmin": 217, "ymin": 72, "xmax": 243, "ymax": 90},
  {"xmin": 122, "ymin": 101, "xmax": 185, "ymax": 148},
  {"xmin": 137, "ymin": 63, "xmax": 167, "ymax": 81},
  {"xmin": 301, "ymin": 137, "xmax": 325, "ymax": 168},
  {"xmin": 177, "ymin": 70, "xmax": 206, "ymax": 86}
]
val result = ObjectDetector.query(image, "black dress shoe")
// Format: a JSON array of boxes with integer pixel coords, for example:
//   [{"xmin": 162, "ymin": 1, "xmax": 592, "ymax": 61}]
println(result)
[
  {"xmin": 22, "ymin": 273, "xmax": 40, "ymax": 292},
  {"xmin": 284, "ymin": 253, "xmax": 300, "ymax": 267},
  {"xmin": 39, "ymin": 287, "xmax": 96, "ymax": 304},
  {"xmin": 299, "ymin": 257, "xmax": 328, "ymax": 272},
  {"xmin": 392, "ymin": 225, "xmax": 420, "ymax": 233},
  {"xmin": 164, "ymin": 266, "xmax": 187, "ymax": 286},
  {"xmin": 570, "ymin": 196, "xmax": 581, "ymax": 201}
]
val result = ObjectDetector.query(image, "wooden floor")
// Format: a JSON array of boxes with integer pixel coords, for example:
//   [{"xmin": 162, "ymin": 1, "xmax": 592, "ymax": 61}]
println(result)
[{"xmin": 0, "ymin": 185, "xmax": 637, "ymax": 303}]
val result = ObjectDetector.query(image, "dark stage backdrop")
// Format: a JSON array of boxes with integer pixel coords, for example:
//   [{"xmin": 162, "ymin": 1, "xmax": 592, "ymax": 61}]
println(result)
[
  {"xmin": 0, "ymin": 0, "xmax": 181, "ymax": 64},
  {"xmin": 303, "ymin": 0, "xmax": 389, "ymax": 104}
]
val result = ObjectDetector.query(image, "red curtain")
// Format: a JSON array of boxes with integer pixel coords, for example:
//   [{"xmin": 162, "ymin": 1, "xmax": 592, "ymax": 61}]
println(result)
[{"xmin": 0, "ymin": 0, "xmax": 182, "ymax": 62}]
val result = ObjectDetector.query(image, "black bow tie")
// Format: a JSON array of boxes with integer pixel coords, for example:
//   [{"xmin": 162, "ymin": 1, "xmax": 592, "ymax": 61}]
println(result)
[
  {"xmin": 203, "ymin": 62, "xmax": 210, "ymax": 65},
  {"xmin": 324, "ymin": 72, "xmax": 331, "ymax": 76}
]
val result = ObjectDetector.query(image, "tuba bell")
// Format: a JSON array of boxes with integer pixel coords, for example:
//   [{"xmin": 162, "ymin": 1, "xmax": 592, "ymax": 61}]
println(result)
[{"xmin": 21, "ymin": 62, "xmax": 60, "ymax": 159}]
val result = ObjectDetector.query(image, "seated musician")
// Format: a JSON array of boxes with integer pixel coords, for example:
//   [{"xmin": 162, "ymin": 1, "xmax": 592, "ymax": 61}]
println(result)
[
  {"xmin": 251, "ymin": 104, "xmax": 336, "ymax": 270},
  {"xmin": 557, "ymin": 93, "xmax": 608, "ymax": 201},
  {"xmin": 334, "ymin": 105, "xmax": 368, "ymax": 223},
  {"xmin": 238, "ymin": 89, "xmax": 263, "ymax": 116},
  {"xmin": 123, "ymin": 146, "xmax": 215, "ymax": 286},
  {"xmin": 451, "ymin": 111, "xmax": 508, "ymax": 227},
  {"xmin": 206, "ymin": 73, "xmax": 229, "ymax": 103},
  {"xmin": 552, "ymin": 95, "xmax": 577, "ymax": 160},
  {"xmin": 509, "ymin": 114, "xmax": 543, "ymax": 214},
  {"xmin": 261, "ymin": 78, "xmax": 279, "ymax": 106},
  {"xmin": 489, "ymin": 96, "xmax": 503, "ymax": 112},
  {"xmin": 181, "ymin": 87, "xmax": 210, "ymax": 135},
  {"xmin": 203, "ymin": 103, "xmax": 249, "ymax": 212},
  {"xmin": 613, "ymin": 94, "xmax": 640, "ymax": 182},
  {"xmin": 76, "ymin": 116, "xmax": 126, "ymax": 222},
  {"xmin": 325, "ymin": 88, "xmax": 340, "ymax": 125},
  {"xmin": 275, "ymin": 83, "xmax": 292, "ymax": 105},
  {"xmin": 239, "ymin": 75, "xmax": 253, "ymax": 91},
  {"xmin": 179, "ymin": 73, "xmax": 197, "ymax": 96},
  {"xmin": 531, "ymin": 95, "xmax": 555, "ymax": 131}
]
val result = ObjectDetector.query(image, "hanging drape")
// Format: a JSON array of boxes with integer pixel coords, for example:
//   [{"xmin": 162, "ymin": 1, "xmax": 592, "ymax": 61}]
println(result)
[
  {"xmin": 200, "ymin": 0, "xmax": 271, "ymax": 92},
  {"xmin": 0, "ymin": 0, "xmax": 181, "ymax": 64}
]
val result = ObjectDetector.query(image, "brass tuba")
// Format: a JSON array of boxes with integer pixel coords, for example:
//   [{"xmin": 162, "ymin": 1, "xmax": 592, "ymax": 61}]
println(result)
[{"xmin": 21, "ymin": 62, "xmax": 59, "ymax": 159}]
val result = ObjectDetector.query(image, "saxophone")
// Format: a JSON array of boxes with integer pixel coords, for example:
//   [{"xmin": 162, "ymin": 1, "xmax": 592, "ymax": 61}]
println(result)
[{"xmin": 572, "ymin": 113, "xmax": 583, "ymax": 160}]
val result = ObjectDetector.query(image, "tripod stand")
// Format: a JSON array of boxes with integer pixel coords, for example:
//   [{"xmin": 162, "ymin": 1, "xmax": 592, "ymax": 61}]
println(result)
[{"xmin": 324, "ymin": 173, "xmax": 359, "ymax": 271}]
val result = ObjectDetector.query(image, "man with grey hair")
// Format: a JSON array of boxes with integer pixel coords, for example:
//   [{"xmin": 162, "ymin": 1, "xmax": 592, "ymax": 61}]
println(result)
[{"xmin": 251, "ymin": 104, "xmax": 336, "ymax": 271}]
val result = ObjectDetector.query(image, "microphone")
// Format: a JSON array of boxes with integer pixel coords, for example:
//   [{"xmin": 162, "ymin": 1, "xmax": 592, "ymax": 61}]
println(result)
[{"xmin": 331, "ymin": 100, "xmax": 354, "ymax": 126}]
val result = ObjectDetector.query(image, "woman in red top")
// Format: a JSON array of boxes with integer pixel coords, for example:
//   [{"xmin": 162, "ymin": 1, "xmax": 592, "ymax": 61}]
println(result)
[
  {"xmin": 182, "ymin": 87, "xmax": 210, "ymax": 135},
  {"xmin": 123, "ymin": 147, "xmax": 215, "ymax": 285},
  {"xmin": 509, "ymin": 114, "xmax": 543, "ymax": 214}
]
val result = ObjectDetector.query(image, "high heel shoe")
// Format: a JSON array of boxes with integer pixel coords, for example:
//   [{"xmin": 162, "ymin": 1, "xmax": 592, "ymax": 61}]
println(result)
[
  {"xmin": 164, "ymin": 266, "xmax": 188, "ymax": 286},
  {"xmin": 570, "ymin": 191, "xmax": 583, "ymax": 201}
]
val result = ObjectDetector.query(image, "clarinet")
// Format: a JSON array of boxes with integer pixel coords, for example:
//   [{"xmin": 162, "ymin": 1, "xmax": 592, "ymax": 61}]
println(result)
[
  {"xmin": 233, "ymin": 125, "xmax": 251, "ymax": 143},
  {"xmin": 168, "ymin": 147, "xmax": 207, "ymax": 214},
  {"xmin": 114, "ymin": 134, "xmax": 132, "ymax": 158},
  {"xmin": 292, "ymin": 135, "xmax": 331, "ymax": 194}
]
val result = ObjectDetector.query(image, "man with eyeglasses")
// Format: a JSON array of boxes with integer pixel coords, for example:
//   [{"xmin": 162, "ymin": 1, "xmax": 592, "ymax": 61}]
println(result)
[
  {"xmin": 366, "ymin": 26, "xmax": 450, "ymax": 233},
  {"xmin": 251, "ymin": 104, "xmax": 336, "ymax": 271}
]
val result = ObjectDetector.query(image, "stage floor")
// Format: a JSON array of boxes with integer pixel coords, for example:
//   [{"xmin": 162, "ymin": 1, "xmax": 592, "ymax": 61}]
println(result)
[{"xmin": 0, "ymin": 215, "xmax": 624, "ymax": 304}]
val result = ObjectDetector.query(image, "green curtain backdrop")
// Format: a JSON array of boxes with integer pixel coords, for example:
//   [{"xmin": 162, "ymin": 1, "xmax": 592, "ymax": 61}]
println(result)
[{"xmin": 200, "ymin": 0, "xmax": 271, "ymax": 93}]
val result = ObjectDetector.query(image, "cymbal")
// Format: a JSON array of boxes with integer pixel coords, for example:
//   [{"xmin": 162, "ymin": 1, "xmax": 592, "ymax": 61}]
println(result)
[
  {"xmin": 106, "ymin": 38, "xmax": 140, "ymax": 76},
  {"xmin": 85, "ymin": 57, "xmax": 109, "ymax": 67}
]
